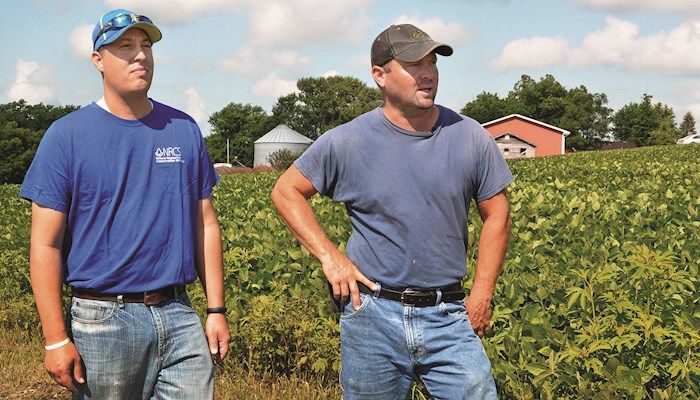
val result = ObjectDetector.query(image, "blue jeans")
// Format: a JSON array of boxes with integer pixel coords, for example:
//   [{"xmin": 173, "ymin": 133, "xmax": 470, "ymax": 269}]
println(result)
[
  {"xmin": 68, "ymin": 292, "xmax": 213, "ymax": 400},
  {"xmin": 340, "ymin": 292, "xmax": 497, "ymax": 400}
]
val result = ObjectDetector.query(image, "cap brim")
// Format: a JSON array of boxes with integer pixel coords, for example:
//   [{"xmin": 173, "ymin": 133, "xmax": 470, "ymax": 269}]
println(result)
[
  {"xmin": 394, "ymin": 41, "xmax": 453, "ymax": 63},
  {"xmin": 95, "ymin": 23, "xmax": 162, "ymax": 50}
]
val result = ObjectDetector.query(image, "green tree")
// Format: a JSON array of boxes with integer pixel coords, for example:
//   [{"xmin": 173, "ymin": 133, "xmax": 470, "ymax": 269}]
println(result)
[
  {"xmin": 205, "ymin": 103, "xmax": 276, "ymax": 166},
  {"xmin": 271, "ymin": 76, "xmax": 381, "ymax": 139},
  {"xmin": 266, "ymin": 149, "xmax": 303, "ymax": 170},
  {"xmin": 0, "ymin": 100, "xmax": 78, "ymax": 132},
  {"xmin": 506, "ymin": 74, "xmax": 567, "ymax": 122},
  {"xmin": 679, "ymin": 111, "xmax": 697, "ymax": 136},
  {"xmin": 461, "ymin": 92, "xmax": 517, "ymax": 123},
  {"xmin": 461, "ymin": 75, "xmax": 611, "ymax": 149},
  {"xmin": 648, "ymin": 120, "xmax": 679, "ymax": 146},
  {"xmin": 560, "ymin": 87, "xmax": 611, "ymax": 150},
  {"xmin": 612, "ymin": 94, "xmax": 678, "ymax": 146},
  {"xmin": 0, "ymin": 100, "xmax": 79, "ymax": 184},
  {"xmin": 0, "ymin": 122, "xmax": 43, "ymax": 184}
]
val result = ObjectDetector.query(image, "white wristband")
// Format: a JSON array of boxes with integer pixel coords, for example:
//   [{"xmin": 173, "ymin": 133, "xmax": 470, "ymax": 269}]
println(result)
[{"xmin": 44, "ymin": 338, "xmax": 71, "ymax": 351}]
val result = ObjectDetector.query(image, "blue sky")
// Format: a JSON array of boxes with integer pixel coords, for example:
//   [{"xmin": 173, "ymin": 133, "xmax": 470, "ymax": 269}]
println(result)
[{"xmin": 2, "ymin": 0, "xmax": 699, "ymax": 135}]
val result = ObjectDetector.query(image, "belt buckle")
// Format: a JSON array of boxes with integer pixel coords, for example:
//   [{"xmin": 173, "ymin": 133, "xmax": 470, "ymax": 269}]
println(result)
[
  {"xmin": 401, "ymin": 288, "xmax": 422, "ymax": 306},
  {"xmin": 144, "ymin": 291, "xmax": 166, "ymax": 306}
]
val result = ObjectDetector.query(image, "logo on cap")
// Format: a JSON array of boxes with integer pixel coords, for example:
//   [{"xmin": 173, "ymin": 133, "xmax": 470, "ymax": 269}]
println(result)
[{"xmin": 411, "ymin": 30, "xmax": 424, "ymax": 39}]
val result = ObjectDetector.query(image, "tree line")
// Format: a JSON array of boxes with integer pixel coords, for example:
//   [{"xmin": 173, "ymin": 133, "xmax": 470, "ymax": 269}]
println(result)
[
  {"xmin": 0, "ymin": 101, "xmax": 79, "ymax": 184},
  {"xmin": 462, "ymin": 74, "xmax": 696, "ymax": 150},
  {"xmin": 204, "ymin": 76, "xmax": 381, "ymax": 166},
  {"xmin": 1, "ymin": 74, "xmax": 697, "ymax": 183}
]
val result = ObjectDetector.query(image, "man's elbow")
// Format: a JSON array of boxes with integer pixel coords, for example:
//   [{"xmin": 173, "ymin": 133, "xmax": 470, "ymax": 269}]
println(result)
[
  {"xmin": 270, "ymin": 181, "xmax": 286, "ymax": 212},
  {"xmin": 484, "ymin": 207, "xmax": 511, "ymax": 236}
]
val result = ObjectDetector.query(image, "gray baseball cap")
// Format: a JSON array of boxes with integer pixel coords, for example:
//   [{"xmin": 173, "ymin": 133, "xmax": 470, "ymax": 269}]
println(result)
[{"xmin": 371, "ymin": 24, "xmax": 453, "ymax": 66}]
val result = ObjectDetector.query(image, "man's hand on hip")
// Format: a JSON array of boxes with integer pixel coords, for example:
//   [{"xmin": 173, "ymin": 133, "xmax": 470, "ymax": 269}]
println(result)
[
  {"xmin": 322, "ymin": 251, "xmax": 376, "ymax": 310},
  {"xmin": 44, "ymin": 342, "xmax": 84, "ymax": 394},
  {"xmin": 465, "ymin": 294, "xmax": 493, "ymax": 338}
]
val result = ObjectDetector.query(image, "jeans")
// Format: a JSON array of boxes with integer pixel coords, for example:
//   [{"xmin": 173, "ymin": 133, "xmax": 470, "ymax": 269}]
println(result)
[
  {"xmin": 339, "ymin": 292, "xmax": 497, "ymax": 400},
  {"xmin": 68, "ymin": 292, "xmax": 213, "ymax": 400}
]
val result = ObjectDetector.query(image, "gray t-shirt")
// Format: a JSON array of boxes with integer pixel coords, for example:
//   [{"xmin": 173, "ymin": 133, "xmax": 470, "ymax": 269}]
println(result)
[{"xmin": 295, "ymin": 106, "xmax": 513, "ymax": 288}]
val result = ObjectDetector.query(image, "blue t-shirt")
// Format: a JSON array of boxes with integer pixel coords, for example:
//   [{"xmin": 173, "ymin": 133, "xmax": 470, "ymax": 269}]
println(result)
[
  {"xmin": 20, "ymin": 101, "xmax": 216, "ymax": 293},
  {"xmin": 296, "ymin": 106, "xmax": 513, "ymax": 288}
]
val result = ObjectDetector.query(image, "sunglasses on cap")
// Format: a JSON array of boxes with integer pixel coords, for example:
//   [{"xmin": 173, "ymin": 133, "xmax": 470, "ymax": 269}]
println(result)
[{"xmin": 93, "ymin": 13, "xmax": 154, "ymax": 46}]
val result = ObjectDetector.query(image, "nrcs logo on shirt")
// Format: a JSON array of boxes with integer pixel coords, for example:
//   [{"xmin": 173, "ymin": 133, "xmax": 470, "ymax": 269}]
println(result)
[{"xmin": 154, "ymin": 147, "xmax": 183, "ymax": 163}]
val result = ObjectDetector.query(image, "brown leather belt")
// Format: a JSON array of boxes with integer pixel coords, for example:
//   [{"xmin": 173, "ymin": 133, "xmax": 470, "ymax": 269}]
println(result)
[
  {"xmin": 71, "ymin": 285, "xmax": 186, "ymax": 306},
  {"xmin": 359, "ymin": 282, "xmax": 464, "ymax": 307}
]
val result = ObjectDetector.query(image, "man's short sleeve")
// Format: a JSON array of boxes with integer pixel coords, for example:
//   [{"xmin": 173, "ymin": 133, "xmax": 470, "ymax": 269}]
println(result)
[
  {"xmin": 294, "ymin": 132, "xmax": 339, "ymax": 197},
  {"xmin": 19, "ymin": 125, "xmax": 71, "ymax": 212},
  {"xmin": 196, "ymin": 127, "xmax": 216, "ymax": 199},
  {"xmin": 474, "ymin": 131, "xmax": 514, "ymax": 202}
]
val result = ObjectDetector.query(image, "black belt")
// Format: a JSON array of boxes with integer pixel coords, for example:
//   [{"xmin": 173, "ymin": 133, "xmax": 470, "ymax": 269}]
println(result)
[
  {"xmin": 359, "ymin": 282, "xmax": 464, "ymax": 307},
  {"xmin": 71, "ymin": 285, "xmax": 186, "ymax": 306}
]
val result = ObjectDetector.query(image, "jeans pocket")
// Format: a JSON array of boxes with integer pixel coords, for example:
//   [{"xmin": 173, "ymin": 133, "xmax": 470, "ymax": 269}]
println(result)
[
  {"xmin": 70, "ymin": 298, "xmax": 118, "ymax": 324},
  {"xmin": 439, "ymin": 300, "xmax": 467, "ymax": 319},
  {"xmin": 176, "ymin": 292, "xmax": 193, "ymax": 308},
  {"xmin": 339, "ymin": 292, "xmax": 372, "ymax": 320}
]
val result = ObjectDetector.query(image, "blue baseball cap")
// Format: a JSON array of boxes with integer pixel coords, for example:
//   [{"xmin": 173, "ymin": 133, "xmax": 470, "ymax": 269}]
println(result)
[{"xmin": 92, "ymin": 9, "xmax": 162, "ymax": 51}]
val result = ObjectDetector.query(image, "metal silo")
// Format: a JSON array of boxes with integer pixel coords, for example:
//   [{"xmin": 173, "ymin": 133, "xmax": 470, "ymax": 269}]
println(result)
[{"xmin": 253, "ymin": 124, "xmax": 314, "ymax": 167}]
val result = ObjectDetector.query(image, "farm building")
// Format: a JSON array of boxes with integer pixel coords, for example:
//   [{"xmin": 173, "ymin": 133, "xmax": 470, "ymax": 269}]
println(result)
[
  {"xmin": 253, "ymin": 124, "xmax": 314, "ymax": 167},
  {"xmin": 482, "ymin": 114, "xmax": 570, "ymax": 158}
]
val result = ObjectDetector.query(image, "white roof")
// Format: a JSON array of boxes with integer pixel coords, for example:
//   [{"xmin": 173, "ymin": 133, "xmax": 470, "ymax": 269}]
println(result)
[
  {"xmin": 482, "ymin": 114, "xmax": 571, "ymax": 136},
  {"xmin": 254, "ymin": 124, "xmax": 314, "ymax": 144},
  {"xmin": 494, "ymin": 132, "xmax": 538, "ymax": 147}
]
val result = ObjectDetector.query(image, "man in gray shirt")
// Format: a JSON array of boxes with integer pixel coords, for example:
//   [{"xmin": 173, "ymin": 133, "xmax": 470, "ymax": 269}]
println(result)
[{"xmin": 272, "ymin": 23, "xmax": 512, "ymax": 399}]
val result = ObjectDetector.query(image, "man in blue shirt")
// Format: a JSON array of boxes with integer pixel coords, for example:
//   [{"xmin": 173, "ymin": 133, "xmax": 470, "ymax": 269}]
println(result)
[
  {"xmin": 21, "ymin": 9, "xmax": 230, "ymax": 399},
  {"xmin": 272, "ymin": 24, "xmax": 512, "ymax": 399}
]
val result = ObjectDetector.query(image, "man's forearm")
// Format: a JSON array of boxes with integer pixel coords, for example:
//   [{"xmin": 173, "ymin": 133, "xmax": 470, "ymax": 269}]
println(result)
[
  {"xmin": 471, "ymin": 214, "xmax": 510, "ymax": 299},
  {"xmin": 30, "ymin": 245, "xmax": 69, "ymax": 344},
  {"xmin": 271, "ymin": 166, "xmax": 375, "ymax": 308},
  {"xmin": 196, "ymin": 223, "xmax": 225, "ymax": 308},
  {"xmin": 271, "ymin": 184, "xmax": 339, "ymax": 265}
]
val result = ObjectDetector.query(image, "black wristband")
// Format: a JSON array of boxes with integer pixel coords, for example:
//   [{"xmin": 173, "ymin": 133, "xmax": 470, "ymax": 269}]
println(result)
[{"xmin": 206, "ymin": 307, "xmax": 227, "ymax": 315}]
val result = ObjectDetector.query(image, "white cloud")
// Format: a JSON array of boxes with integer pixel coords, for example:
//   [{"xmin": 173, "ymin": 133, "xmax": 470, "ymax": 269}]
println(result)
[
  {"xmin": 273, "ymin": 50, "xmax": 312, "ymax": 68},
  {"xmin": 37, "ymin": 0, "xmax": 72, "ymax": 13},
  {"xmin": 392, "ymin": 15, "xmax": 473, "ymax": 44},
  {"xmin": 247, "ymin": 0, "xmax": 372, "ymax": 47},
  {"xmin": 493, "ymin": 17, "xmax": 700, "ymax": 75},
  {"xmin": 185, "ymin": 58, "xmax": 206, "ymax": 72},
  {"xmin": 7, "ymin": 60, "xmax": 56, "ymax": 104},
  {"xmin": 220, "ymin": 0, "xmax": 370, "ymax": 79},
  {"xmin": 221, "ymin": 45, "xmax": 311, "ymax": 76},
  {"xmin": 126, "ymin": 0, "xmax": 373, "ymax": 80},
  {"xmin": 102, "ymin": 0, "xmax": 245, "ymax": 25},
  {"xmin": 154, "ymin": 52, "xmax": 174, "ymax": 64},
  {"xmin": 569, "ymin": 17, "xmax": 638, "ymax": 66},
  {"xmin": 103, "ymin": 0, "xmax": 375, "ymax": 45},
  {"xmin": 184, "ymin": 85, "xmax": 206, "ymax": 123},
  {"xmin": 575, "ymin": 0, "xmax": 700, "ymax": 13},
  {"xmin": 69, "ymin": 24, "xmax": 94, "ymax": 58},
  {"xmin": 492, "ymin": 36, "xmax": 570, "ymax": 71},
  {"xmin": 322, "ymin": 70, "xmax": 338, "ymax": 78},
  {"xmin": 629, "ymin": 20, "xmax": 700, "ymax": 74},
  {"xmin": 348, "ymin": 53, "xmax": 370, "ymax": 70},
  {"xmin": 252, "ymin": 73, "xmax": 298, "ymax": 100}
]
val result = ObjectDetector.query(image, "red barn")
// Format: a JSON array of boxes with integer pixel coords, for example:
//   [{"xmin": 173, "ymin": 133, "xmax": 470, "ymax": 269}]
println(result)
[{"xmin": 481, "ymin": 114, "xmax": 570, "ymax": 158}]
